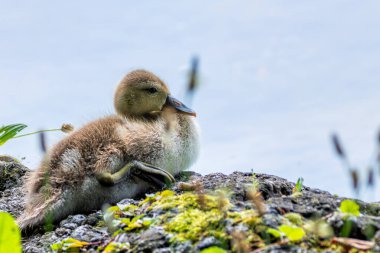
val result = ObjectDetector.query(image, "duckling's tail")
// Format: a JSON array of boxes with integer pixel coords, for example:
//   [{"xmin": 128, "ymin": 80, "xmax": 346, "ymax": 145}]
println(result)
[{"xmin": 17, "ymin": 189, "xmax": 62, "ymax": 232}]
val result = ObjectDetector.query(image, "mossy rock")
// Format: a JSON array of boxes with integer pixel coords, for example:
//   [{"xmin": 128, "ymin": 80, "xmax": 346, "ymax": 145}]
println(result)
[{"xmin": 0, "ymin": 157, "xmax": 29, "ymax": 191}]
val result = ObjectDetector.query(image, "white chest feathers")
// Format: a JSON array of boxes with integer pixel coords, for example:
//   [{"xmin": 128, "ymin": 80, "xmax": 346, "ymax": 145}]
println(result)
[
  {"xmin": 116, "ymin": 115, "xmax": 200, "ymax": 175},
  {"xmin": 159, "ymin": 118, "xmax": 200, "ymax": 174}
]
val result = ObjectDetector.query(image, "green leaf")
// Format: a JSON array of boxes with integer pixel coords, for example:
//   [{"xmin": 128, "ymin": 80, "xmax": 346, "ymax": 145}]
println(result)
[
  {"xmin": 0, "ymin": 124, "xmax": 27, "ymax": 146},
  {"xmin": 0, "ymin": 212, "xmax": 22, "ymax": 253},
  {"xmin": 124, "ymin": 214, "xmax": 146, "ymax": 231},
  {"xmin": 51, "ymin": 237, "xmax": 89, "ymax": 252},
  {"xmin": 200, "ymin": 246, "xmax": 227, "ymax": 253},
  {"xmin": 278, "ymin": 225, "xmax": 305, "ymax": 242},
  {"xmin": 339, "ymin": 199, "xmax": 360, "ymax": 217},
  {"xmin": 339, "ymin": 218, "xmax": 354, "ymax": 237},
  {"xmin": 267, "ymin": 228, "xmax": 282, "ymax": 238}
]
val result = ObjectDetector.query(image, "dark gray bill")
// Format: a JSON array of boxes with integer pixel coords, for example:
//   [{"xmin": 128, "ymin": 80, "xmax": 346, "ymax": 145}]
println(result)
[{"xmin": 166, "ymin": 95, "xmax": 196, "ymax": 117}]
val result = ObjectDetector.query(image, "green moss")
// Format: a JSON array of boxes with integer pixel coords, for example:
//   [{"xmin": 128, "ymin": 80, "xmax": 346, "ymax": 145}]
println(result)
[
  {"xmin": 146, "ymin": 190, "xmax": 230, "ymax": 212},
  {"xmin": 164, "ymin": 208, "xmax": 225, "ymax": 242},
  {"xmin": 284, "ymin": 213, "xmax": 304, "ymax": 226},
  {"xmin": 364, "ymin": 202, "xmax": 380, "ymax": 216}
]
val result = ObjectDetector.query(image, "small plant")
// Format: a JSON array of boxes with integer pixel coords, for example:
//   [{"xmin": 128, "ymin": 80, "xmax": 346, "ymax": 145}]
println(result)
[
  {"xmin": 246, "ymin": 173, "xmax": 266, "ymax": 216},
  {"xmin": 293, "ymin": 177, "xmax": 303, "ymax": 193},
  {"xmin": 339, "ymin": 199, "xmax": 360, "ymax": 217},
  {"xmin": 250, "ymin": 173, "xmax": 260, "ymax": 192},
  {"xmin": 0, "ymin": 123, "xmax": 74, "ymax": 147},
  {"xmin": 267, "ymin": 224, "xmax": 306, "ymax": 242},
  {"xmin": 200, "ymin": 246, "xmax": 227, "ymax": 253},
  {"xmin": 51, "ymin": 238, "xmax": 89, "ymax": 252},
  {"xmin": 266, "ymin": 228, "xmax": 282, "ymax": 239},
  {"xmin": 231, "ymin": 230, "xmax": 250, "ymax": 253},
  {"xmin": 338, "ymin": 199, "xmax": 360, "ymax": 238},
  {"xmin": 331, "ymin": 131, "xmax": 380, "ymax": 197},
  {"xmin": 185, "ymin": 56, "xmax": 200, "ymax": 104},
  {"xmin": 278, "ymin": 225, "xmax": 305, "ymax": 242}
]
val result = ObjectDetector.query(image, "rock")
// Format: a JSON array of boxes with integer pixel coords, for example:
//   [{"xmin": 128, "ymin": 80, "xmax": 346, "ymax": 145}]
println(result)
[
  {"xmin": 374, "ymin": 230, "xmax": 380, "ymax": 246},
  {"xmin": 71, "ymin": 225, "xmax": 108, "ymax": 242},
  {"xmin": 261, "ymin": 213, "xmax": 282, "ymax": 228},
  {"xmin": 132, "ymin": 227, "xmax": 168, "ymax": 252},
  {"xmin": 266, "ymin": 191, "xmax": 340, "ymax": 218},
  {"xmin": 23, "ymin": 231, "xmax": 58, "ymax": 253},
  {"xmin": 360, "ymin": 201, "xmax": 380, "ymax": 216},
  {"xmin": 327, "ymin": 213, "xmax": 380, "ymax": 240},
  {"xmin": 85, "ymin": 211, "xmax": 103, "ymax": 226},
  {"xmin": 185, "ymin": 171, "xmax": 324, "ymax": 201},
  {"xmin": 260, "ymin": 245, "xmax": 317, "ymax": 253},
  {"xmin": 60, "ymin": 214, "xmax": 87, "ymax": 228},
  {"xmin": 153, "ymin": 248, "xmax": 174, "ymax": 253},
  {"xmin": 0, "ymin": 160, "xmax": 28, "ymax": 217},
  {"xmin": 117, "ymin": 198, "xmax": 139, "ymax": 207},
  {"xmin": 54, "ymin": 227, "xmax": 71, "ymax": 237},
  {"xmin": 0, "ymin": 187, "xmax": 25, "ymax": 217},
  {"xmin": 1, "ymin": 167, "xmax": 377, "ymax": 252},
  {"xmin": 0, "ymin": 159, "xmax": 29, "ymax": 191},
  {"xmin": 196, "ymin": 236, "xmax": 221, "ymax": 250},
  {"xmin": 70, "ymin": 214, "xmax": 87, "ymax": 225},
  {"xmin": 61, "ymin": 222, "xmax": 78, "ymax": 230},
  {"xmin": 173, "ymin": 241, "xmax": 193, "ymax": 253}
]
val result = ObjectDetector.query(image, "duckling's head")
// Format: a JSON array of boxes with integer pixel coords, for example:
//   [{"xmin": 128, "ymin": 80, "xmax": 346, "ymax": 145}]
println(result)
[{"xmin": 114, "ymin": 70, "xmax": 196, "ymax": 118}]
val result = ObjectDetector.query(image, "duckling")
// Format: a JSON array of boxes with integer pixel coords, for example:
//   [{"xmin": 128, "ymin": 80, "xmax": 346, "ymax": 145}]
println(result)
[{"xmin": 17, "ymin": 70, "xmax": 199, "ymax": 231}]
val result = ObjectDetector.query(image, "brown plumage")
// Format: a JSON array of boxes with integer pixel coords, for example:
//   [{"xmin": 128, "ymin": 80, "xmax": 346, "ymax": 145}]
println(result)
[{"xmin": 17, "ymin": 70, "xmax": 199, "ymax": 231}]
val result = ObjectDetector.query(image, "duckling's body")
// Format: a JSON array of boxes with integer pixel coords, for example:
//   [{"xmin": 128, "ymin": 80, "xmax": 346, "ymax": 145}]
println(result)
[{"xmin": 17, "ymin": 70, "xmax": 199, "ymax": 230}]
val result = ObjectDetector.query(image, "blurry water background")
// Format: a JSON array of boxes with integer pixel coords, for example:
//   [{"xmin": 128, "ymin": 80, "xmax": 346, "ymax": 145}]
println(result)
[{"xmin": 1, "ymin": 1, "xmax": 380, "ymax": 201}]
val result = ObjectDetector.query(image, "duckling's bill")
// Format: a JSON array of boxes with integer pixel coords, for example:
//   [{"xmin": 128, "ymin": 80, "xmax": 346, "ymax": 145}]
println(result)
[{"xmin": 166, "ymin": 95, "xmax": 196, "ymax": 117}]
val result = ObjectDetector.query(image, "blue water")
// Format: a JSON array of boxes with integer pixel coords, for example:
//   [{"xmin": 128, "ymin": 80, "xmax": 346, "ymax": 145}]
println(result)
[{"xmin": 1, "ymin": 1, "xmax": 380, "ymax": 201}]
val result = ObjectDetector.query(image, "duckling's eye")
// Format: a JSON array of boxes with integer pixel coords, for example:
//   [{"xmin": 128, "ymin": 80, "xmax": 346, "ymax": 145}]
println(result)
[{"xmin": 145, "ymin": 87, "xmax": 158, "ymax": 94}]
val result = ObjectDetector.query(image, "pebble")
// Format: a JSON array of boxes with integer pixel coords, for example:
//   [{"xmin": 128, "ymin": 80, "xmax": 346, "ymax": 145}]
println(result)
[{"xmin": 71, "ymin": 225, "xmax": 107, "ymax": 242}]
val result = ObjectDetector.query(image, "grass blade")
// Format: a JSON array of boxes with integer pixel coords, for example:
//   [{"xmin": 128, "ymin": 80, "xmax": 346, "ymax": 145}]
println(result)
[{"xmin": 331, "ymin": 133, "xmax": 345, "ymax": 158}]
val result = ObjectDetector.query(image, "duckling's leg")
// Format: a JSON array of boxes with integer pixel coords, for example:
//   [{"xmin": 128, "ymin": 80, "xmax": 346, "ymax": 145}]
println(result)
[{"xmin": 95, "ymin": 160, "xmax": 175, "ymax": 187}]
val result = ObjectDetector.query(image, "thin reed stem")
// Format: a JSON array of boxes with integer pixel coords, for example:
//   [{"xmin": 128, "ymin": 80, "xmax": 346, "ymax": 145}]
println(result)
[{"xmin": 13, "ymin": 129, "xmax": 61, "ymax": 138}]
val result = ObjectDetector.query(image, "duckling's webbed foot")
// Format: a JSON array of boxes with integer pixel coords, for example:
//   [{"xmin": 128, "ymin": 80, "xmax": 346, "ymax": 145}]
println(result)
[
  {"xmin": 131, "ymin": 161, "xmax": 175, "ymax": 188},
  {"xmin": 96, "ymin": 160, "xmax": 175, "ymax": 188}
]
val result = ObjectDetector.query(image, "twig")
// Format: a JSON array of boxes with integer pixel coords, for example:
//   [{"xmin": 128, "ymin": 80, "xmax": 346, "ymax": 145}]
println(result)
[
  {"xmin": 331, "ymin": 237, "xmax": 375, "ymax": 251},
  {"xmin": 250, "ymin": 239, "xmax": 290, "ymax": 253}
]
